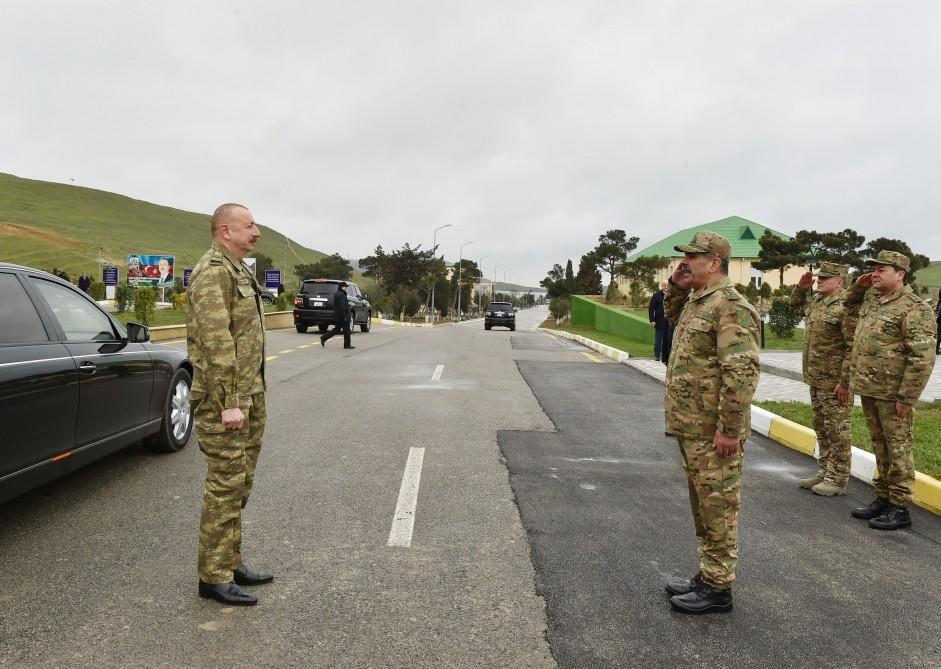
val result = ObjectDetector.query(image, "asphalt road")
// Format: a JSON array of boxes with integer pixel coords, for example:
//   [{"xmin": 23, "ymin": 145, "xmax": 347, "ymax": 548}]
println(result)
[{"xmin": 2, "ymin": 306, "xmax": 940, "ymax": 668}]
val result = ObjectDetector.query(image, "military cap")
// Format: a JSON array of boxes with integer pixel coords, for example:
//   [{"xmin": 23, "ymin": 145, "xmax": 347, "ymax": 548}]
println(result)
[
  {"xmin": 814, "ymin": 261, "xmax": 849, "ymax": 279},
  {"xmin": 864, "ymin": 250, "xmax": 910, "ymax": 271},
  {"xmin": 674, "ymin": 231, "xmax": 732, "ymax": 260}
]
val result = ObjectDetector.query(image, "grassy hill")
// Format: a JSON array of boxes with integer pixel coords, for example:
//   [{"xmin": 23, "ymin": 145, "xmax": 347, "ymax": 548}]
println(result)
[
  {"xmin": 918, "ymin": 261, "xmax": 941, "ymax": 293},
  {"xmin": 0, "ymin": 172, "xmax": 327, "ymax": 280}
]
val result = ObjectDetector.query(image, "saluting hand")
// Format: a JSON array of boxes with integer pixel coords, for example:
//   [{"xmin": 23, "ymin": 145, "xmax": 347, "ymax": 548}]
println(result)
[
  {"xmin": 671, "ymin": 262, "xmax": 692, "ymax": 290},
  {"xmin": 221, "ymin": 407, "xmax": 246, "ymax": 430},
  {"xmin": 798, "ymin": 271, "xmax": 813, "ymax": 290},
  {"xmin": 855, "ymin": 273, "xmax": 873, "ymax": 289}
]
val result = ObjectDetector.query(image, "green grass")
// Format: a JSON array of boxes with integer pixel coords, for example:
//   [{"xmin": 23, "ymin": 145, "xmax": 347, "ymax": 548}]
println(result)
[
  {"xmin": 540, "ymin": 318, "xmax": 658, "ymax": 358},
  {"xmin": 0, "ymin": 171, "xmax": 329, "ymax": 280},
  {"xmin": 762, "ymin": 326, "xmax": 805, "ymax": 350},
  {"xmin": 112, "ymin": 304, "xmax": 284, "ymax": 327},
  {"xmin": 917, "ymin": 260, "xmax": 941, "ymax": 293},
  {"xmin": 754, "ymin": 400, "xmax": 941, "ymax": 480}
]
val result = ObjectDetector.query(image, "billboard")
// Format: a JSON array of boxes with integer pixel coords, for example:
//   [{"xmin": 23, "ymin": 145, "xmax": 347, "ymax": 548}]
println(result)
[
  {"xmin": 265, "ymin": 269, "xmax": 281, "ymax": 290},
  {"xmin": 128, "ymin": 254, "xmax": 175, "ymax": 287}
]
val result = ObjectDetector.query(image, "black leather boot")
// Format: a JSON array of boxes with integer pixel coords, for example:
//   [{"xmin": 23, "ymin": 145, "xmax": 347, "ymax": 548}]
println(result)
[
  {"xmin": 850, "ymin": 497, "xmax": 889, "ymax": 520},
  {"xmin": 669, "ymin": 582, "xmax": 733, "ymax": 614},
  {"xmin": 665, "ymin": 572, "xmax": 702, "ymax": 597},
  {"xmin": 234, "ymin": 564, "xmax": 274, "ymax": 586},
  {"xmin": 868, "ymin": 505, "xmax": 912, "ymax": 530},
  {"xmin": 198, "ymin": 581, "xmax": 258, "ymax": 605}
]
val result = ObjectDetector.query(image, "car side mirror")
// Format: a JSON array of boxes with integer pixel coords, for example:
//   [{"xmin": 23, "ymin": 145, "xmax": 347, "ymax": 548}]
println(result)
[
  {"xmin": 126, "ymin": 322, "xmax": 150, "ymax": 343},
  {"xmin": 362, "ymin": 293, "xmax": 368, "ymax": 301}
]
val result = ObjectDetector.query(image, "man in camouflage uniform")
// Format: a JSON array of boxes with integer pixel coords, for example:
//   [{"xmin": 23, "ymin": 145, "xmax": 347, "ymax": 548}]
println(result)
[
  {"xmin": 187, "ymin": 203, "xmax": 272, "ymax": 605},
  {"xmin": 790, "ymin": 262, "xmax": 855, "ymax": 496},
  {"xmin": 661, "ymin": 231, "xmax": 760, "ymax": 614},
  {"xmin": 844, "ymin": 250, "xmax": 936, "ymax": 530}
]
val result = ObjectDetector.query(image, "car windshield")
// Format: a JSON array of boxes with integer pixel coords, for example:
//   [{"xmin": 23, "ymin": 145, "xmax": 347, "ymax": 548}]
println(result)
[
  {"xmin": 302, "ymin": 282, "xmax": 339, "ymax": 297},
  {"xmin": 488, "ymin": 303, "xmax": 512, "ymax": 310}
]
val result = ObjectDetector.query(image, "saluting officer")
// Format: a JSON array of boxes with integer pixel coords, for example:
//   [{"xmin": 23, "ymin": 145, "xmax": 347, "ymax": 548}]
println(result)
[
  {"xmin": 790, "ymin": 262, "xmax": 855, "ymax": 496},
  {"xmin": 187, "ymin": 203, "xmax": 273, "ymax": 605},
  {"xmin": 662, "ymin": 231, "xmax": 760, "ymax": 614},
  {"xmin": 844, "ymin": 250, "xmax": 936, "ymax": 530}
]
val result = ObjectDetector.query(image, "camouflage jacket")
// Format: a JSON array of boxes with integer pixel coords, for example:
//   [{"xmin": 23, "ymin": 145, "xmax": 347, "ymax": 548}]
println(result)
[
  {"xmin": 664, "ymin": 276, "xmax": 761, "ymax": 440},
  {"xmin": 844, "ymin": 284, "xmax": 936, "ymax": 404},
  {"xmin": 789, "ymin": 286, "xmax": 856, "ymax": 391},
  {"xmin": 186, "ymin": 242, "xmax": 266, "ymax": 413}
]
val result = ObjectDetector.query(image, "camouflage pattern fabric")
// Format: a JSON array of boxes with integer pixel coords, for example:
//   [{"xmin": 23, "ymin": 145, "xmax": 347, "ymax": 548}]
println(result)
[
  {"xmin": 677, "ymin": 436, "xmax": 742, "ymax": 589},
  {"xmin": 196, "ymin": 393, "xmax": 266, "ymax": 583},
  {"xmin": 789, "ymin": 285, "xmax": 856, "ymax": 392},
  {"xmin": 187, "ymin": 242, "xmax": 268, "ymax": 584},
  {"xmin": 844, "ymin": 283, "xmax": 936, "ymax": 404},
  {"xmin": 664, "ymin": 276, "xmax": 761, "ymax": 440},
  {"xmin": 809, "ymin": 386, "xmax": 852, "ymax": 486},
  {"xmin": 860, "ymin": 396, "xmax": 915, "ymax": 507}
]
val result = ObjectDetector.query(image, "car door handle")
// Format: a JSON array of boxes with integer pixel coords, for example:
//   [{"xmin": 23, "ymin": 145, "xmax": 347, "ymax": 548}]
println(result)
[{"xmin": 79, "ymin": 361, "xmax": 97, "ymax": 375}]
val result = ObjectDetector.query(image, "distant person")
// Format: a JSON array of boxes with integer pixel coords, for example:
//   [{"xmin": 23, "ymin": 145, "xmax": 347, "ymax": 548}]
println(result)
[
  {"xmin": 186, "ymin": 202, "xmax": 272, "ymax": 606},
  {"xmin": 278, "ymin": 282, "xmax": 285, "ymax": 296},
  {"xmin": 157, "ymin": 257, "xmax": 173, "ymax": 284},
  {"xmin": 789, "ymin": 263, "xmax": 854, "ymax": 496},
  {"xmin": 321, "ymin": 282, "xmax": 354, "ymax": 349},
  {"xmin": 662, "ymin": 231, "xmax": 760, "ymax": 614},
  {"xmin": 78, "ymin": 272, "xmax": 91, "ymax": 294},
  {"xmin": 844, "ymin": 251, "xmax": 936, "ymax": 530},
  {"xmin": 648, "ymin": 280, "xmax": 673, "ymax": 364}
]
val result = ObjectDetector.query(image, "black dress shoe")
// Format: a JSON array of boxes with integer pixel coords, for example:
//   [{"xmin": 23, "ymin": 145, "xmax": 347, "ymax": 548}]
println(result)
[
  {"xmin": 198, "ymin": 581, "xmax": 258, "ymax": 606},
  {"xmin": 851, "ymin": 497, "xmax": 890, "ymax": 520},
  {"xmin": 234, "ymin": 564, "xmax": 274, "ymax": 586},
  {"xmin": 868, "ymin": 505, "xmax": 912, "ymax": 531},
  {"xmin": 320, "ymin": 337, "xmax": 326, "ymax": 347},
  {"xmin": 665, "ymin": 572, "xmax": 702, "ymax": 597},
  {"xmin": 344, "ymin": 345, "xmax": 356, "ymax": 349},
  {"xmin": 670, "ymin": 582, "xmax": 732, "ymax": 614}
]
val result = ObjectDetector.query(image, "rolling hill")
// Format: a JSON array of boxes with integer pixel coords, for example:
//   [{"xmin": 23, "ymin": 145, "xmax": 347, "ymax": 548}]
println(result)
[{"xmin": 0, "ymin": 172, "xmax": 327, "ymax": 280}]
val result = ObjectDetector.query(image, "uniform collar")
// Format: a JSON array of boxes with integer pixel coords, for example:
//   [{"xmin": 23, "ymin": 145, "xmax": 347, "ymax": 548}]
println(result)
[
  {"xmin": 690, "ymin": 275, "xmax": 731, "ymax": 301},
  {"xmin": 211, "ymin": 241, "xmax": 249, "ymax": 273},
  {"xmin": 820, "ymin": 290, "xmax": 843, "ymax": 306},
  {"xmin": 877, "ymin": 285, "xmax": 909, "ymax": 304}
]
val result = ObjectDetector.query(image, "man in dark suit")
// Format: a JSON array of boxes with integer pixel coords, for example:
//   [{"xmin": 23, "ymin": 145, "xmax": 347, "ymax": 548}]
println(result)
[
  {"xmin": 321, "ymin": 282, "xmax": 354, "ymax": 349},
  {"xmin": 78, "ymin": 272, "xmax": 91, "ymax": 294},
  {"xmin": 649, "ymin": 280, "xmax": 673, "ymax": 364}
]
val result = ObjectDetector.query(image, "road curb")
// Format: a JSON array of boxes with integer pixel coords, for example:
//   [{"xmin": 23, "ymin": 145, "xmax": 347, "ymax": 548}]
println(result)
[{"xmin": 541, "ymin": 327, "xmax": 941, "ymax": 517}]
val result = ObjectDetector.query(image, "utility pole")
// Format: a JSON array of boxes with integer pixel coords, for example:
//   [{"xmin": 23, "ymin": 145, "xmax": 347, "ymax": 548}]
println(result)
[
  {"xmin": 430, "ymin": 224, "xmax": 452, "ymax": 323},
  {"xmin": 457, "ymin": 240, "xmax": 474, "ymax": 321}
]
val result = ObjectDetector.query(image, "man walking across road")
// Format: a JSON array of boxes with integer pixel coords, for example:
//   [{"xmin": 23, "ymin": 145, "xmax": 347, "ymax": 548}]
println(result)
[
  {"xmin": 187, "ymin": 203, "xmax": 273, "ymax": 606},
  {"xmin": 662, "ymin": 231, "xmax": 760, "ymax": 614},
  {"xmin": 320, "ymin": 281, "xmax": 355, "ymax": 349},
  {"xmin": 648, "ymin": 280, "xmax": 673, "ymax": 364},
  {"xmin": 844, "ymin": 250, "xmax": 936, "ymax": 530},
  {"xmin": 790, "ymin": 262, "xmax": 855, "ymax": 496}
]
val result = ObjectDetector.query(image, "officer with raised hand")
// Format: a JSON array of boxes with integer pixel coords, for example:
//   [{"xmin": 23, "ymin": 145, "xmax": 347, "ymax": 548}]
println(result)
[
  {"xmin": 661, "ymin": 231, "xmax": 760, "ymax": 614},
  {"xmin": 790, "ymin": 262, "xmax": 855, "ymax": 496},
  {"xmin": 187, "ymin": 203, "xmax": 273, "ymax": 606},
  {"xmin": 844, "ymin": 250, "xmax": 936, "ymax": 530}
]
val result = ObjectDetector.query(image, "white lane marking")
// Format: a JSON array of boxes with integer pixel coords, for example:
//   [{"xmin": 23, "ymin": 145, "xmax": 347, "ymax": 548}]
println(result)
[
  {"xmin": 387, "ymin": 447, "xmax": 425, "ymax": 548},
  {"xmin": 431, "ymin": 364, "xmax": 445, "ymax": 381}
]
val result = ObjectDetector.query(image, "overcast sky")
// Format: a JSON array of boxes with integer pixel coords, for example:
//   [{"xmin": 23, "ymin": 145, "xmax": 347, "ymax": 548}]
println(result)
[{"xmin": 3, "ymin": 1, "xmax": 939, "ymax": 286}]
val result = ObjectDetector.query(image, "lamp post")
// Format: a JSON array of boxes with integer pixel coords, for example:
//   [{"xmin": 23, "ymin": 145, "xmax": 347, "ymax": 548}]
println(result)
[
  {"xmin": 476, "ymin": 256, "xmax": 488, "ymax": 316},
  {"xmin": 430, "ymin": 224, "xmax": 452, "ymax": 323},
  {"xmin": 493, "ymin": 263, "xmax": 503, "ymax": 301},
  {"xmin": 94, "ymin": 246, "xmax": 103, "ymax": 283},
  {"xmin": 456, "ymin": 240, "xmax": 475, "ymax": 321}
]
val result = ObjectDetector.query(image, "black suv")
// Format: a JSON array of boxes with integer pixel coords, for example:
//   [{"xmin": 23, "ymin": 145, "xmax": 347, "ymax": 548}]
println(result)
[
  {"xmin": 0, "ymin": 263, "xmax": 194, "ymax": 505},
  {"xmin": 485, "ymin": 301, "xmax": 516, "ymax": 331},
  {"xmin": 293, "ymin": 279, "xmax": 372, "ymax": 334}
]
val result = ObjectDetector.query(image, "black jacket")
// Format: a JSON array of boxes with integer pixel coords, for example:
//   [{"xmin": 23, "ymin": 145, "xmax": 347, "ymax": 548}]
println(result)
[
  {"xmin": 648, "ymin": 290, "xmax": 668, "ymax": 329},
  {"xmin": 333, "ymin": 289, "xmax": 350, "ymax": 323}
]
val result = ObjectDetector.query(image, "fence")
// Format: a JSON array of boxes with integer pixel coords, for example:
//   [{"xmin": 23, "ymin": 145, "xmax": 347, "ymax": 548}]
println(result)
[{"xmin": 570, "ymin": 294, "xmax": 655, "ymax": 344}]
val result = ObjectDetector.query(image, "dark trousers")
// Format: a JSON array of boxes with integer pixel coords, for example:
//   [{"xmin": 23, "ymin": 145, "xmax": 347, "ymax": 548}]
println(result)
[
  {"xmin": 654, "ymin": 326, "xmax": 673, "ymax": 363},
  {"xmin": 322, "ymin": 319, "xmax": 351, "ymax": 347}
]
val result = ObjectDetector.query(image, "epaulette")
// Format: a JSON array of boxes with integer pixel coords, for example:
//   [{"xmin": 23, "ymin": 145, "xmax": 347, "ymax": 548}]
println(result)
[
  {"xmin": 722, "ymin": 286, "xmax": 741, "ymax": 301},
  {"xmin": 208, "ymin": 249, "xmax": 224, "ymax": 266}
]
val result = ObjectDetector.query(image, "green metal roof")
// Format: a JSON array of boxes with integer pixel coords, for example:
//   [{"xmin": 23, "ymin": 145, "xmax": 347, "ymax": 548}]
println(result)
[{"xmin": 627, "ymin": 216, "xmax": 793, "ymax": 260}]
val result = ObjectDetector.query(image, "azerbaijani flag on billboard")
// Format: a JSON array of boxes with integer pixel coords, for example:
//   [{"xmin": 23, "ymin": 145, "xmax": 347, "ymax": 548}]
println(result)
[{"xmin": 127, "ymin": 254, "xmax": 175, "ymax": 287}]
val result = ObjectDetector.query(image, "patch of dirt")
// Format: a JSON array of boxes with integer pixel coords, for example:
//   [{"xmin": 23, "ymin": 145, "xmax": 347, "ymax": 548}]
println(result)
[{"xmin": 0, "ymin": 222, "xmax": 82, "ymax": 248}]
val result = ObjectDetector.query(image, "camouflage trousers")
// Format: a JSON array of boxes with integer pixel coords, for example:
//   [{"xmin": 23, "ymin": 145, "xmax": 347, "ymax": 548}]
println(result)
[
  {"xmin": 196, "ymin": 392, "xmax": 267, "ymax": 584},
  {"xmin": 677, "ymin": 436, "xmax": 743, "ymax": 590},
  {"xmin": 809, "ymin": 385, "xmax": 852, "ymax": 486},
  {"xmin": 860, "ymin": 396, "xmax": 915, "ymax": 508}
]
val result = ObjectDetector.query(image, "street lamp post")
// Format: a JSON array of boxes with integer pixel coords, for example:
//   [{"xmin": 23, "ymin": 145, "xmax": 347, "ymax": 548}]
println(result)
[
  {"xmin": 493, "ymin": 263, "xmax": 504, "ymax": 301},
  {"xmin": 430, "ymin": 224, "xmax": 452, "ymax": 323},
  {"xmin": 456, "ymin": 240, "xmax": 475, "ymax": 321},
  {"xmin": 476, "ymin": 256, "xmax": 488, "ymax": 316}
]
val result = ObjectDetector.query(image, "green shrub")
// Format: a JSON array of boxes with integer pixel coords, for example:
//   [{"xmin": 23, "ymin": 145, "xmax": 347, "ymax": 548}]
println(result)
[
  {"xmin": 768, "ymin": 297, "xmax": 800, "ymax": 338},
  {"xmin": 549, "ymin": 297, "xmax": 570, "ymax": 321},
  {"xmin": 89, "ymin": 280, "xmax": 106, "ymax": 300},
  {"xmin": 605, "ymin": 282, "xmax": 621, "ymax": 304},
  {"xmin": 276, "ymin": 291, "xmax": 294, "ymax": 311},
  {"xmin": 114, "ymin": 284, "xmax": 132, "ymax": 313},
  {"xmin": 171, "ymin": 291, "xmax": 187, "ymax": 312},
  {"xmin": 134, "ymin": 286, "xmax": 157, "ymax": 325}
]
